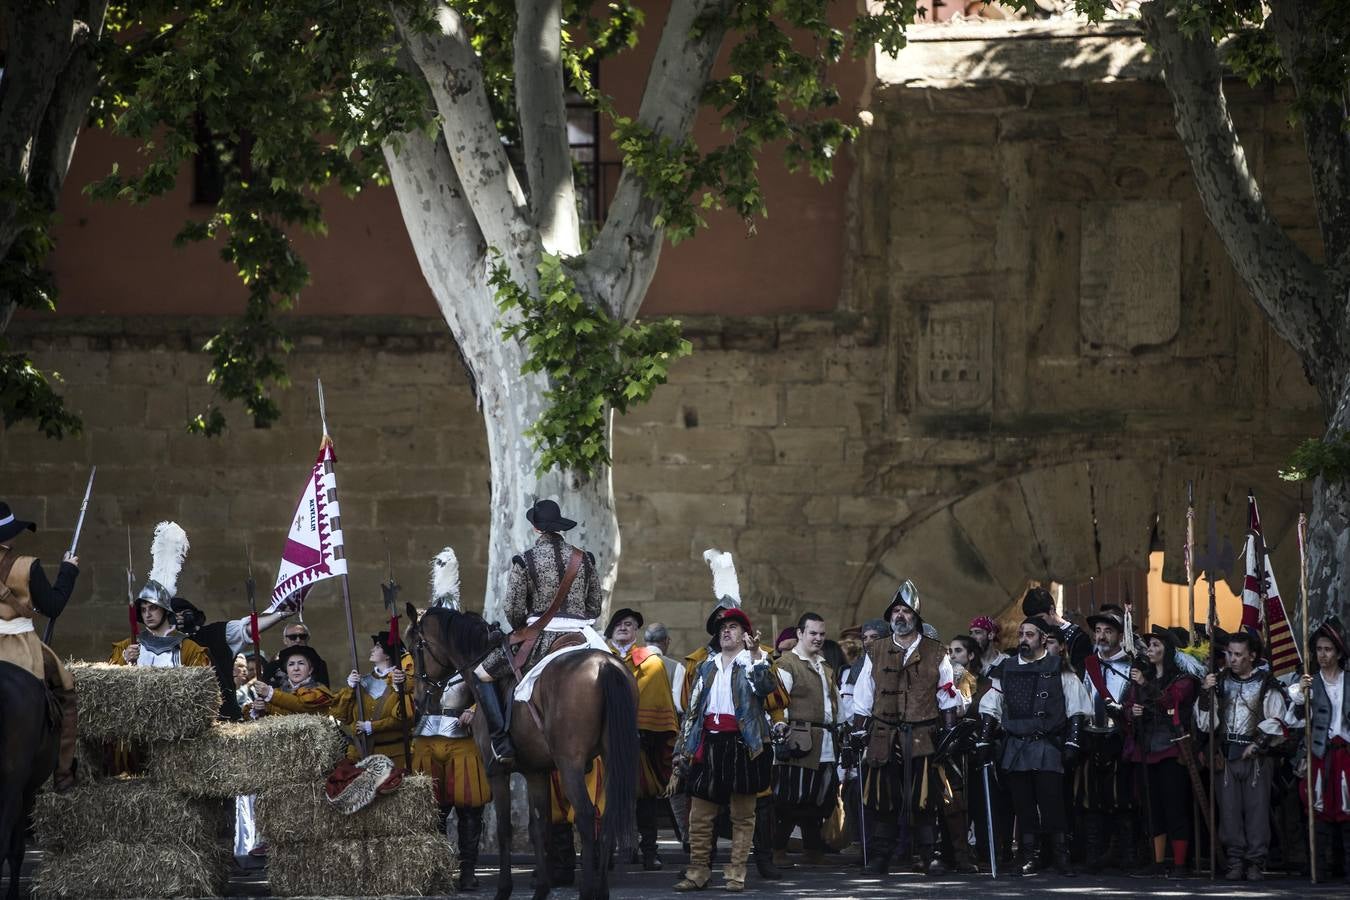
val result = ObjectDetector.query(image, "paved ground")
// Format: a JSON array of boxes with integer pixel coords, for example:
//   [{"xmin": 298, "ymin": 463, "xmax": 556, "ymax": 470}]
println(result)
[{"xmin": 16, "ymin": 845, "xmax": 1348, "ymax": 899}]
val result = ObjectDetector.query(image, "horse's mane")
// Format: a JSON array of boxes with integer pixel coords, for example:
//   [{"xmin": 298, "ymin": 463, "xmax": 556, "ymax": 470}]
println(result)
[{"xmin": 422, "ymin": 606, "xmax": 494, "ymax": 665}]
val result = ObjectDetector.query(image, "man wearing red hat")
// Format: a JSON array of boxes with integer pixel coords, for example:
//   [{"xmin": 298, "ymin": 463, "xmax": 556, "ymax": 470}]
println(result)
[
  {"xmin": 968, "ymin": 616, "xmax": 1007, "ymax": 677},
  {"xmin": 1289, "ymin": 616, "xmax": 1350, "ymax": 881},
  {"xmin": 849, "ymin": 580, "xmax": 963, "ymax": 876},
  {"xmin": 673, "ymin": 602, "xmax": 777, "ymax": 893}
]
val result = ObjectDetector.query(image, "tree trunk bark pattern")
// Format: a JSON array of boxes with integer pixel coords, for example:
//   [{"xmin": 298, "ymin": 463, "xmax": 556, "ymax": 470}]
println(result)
[
  {"xmin": 1308, "ymin": 377, "xmax": 1350, "ymax": 625},
  {"xmin": 383, "ymin": 134, "xmax": 618, "ymax": 623}
]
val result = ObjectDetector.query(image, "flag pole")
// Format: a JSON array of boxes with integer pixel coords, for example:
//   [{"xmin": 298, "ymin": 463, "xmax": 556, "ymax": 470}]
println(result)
[
  {"xmin": 1298, "ymin": 504, "xmax": 1315, "ymax": 884},
  {"xmin": 1184, "ymin": 481, "xmax": 1201, "ymax": 873},
  {"xmin": 319, "ymin": 378, "xmax": 368, "ymax": 756}
]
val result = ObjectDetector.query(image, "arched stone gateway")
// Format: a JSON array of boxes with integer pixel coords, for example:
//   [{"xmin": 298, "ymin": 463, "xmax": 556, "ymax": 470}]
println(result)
[{"xmin": 847, "ymin": 460, "xmax": 1306, "ymax": 640}]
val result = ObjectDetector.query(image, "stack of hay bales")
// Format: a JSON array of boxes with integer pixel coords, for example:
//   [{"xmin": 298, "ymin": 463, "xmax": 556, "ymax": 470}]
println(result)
[
  {"xmin": 33, "ymin": 662, "xmax": 453, "ymax": 897},
  {"xmin": 31, "ymin": 663, "xmax": 226, "ymax": 899},
  {"xmin": 257, "ymin": 773, "xmax": 453, "ymax": 896},
  {"xmin": 150, "ymin": 705, "xmax": 453, "ymax": 896}
]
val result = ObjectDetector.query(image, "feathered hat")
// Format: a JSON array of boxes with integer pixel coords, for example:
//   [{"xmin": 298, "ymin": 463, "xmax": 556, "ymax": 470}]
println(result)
[
  {"xmin": 703, "ymin": 548, "xmax": 743, "ymax": 636},
  {"xmin": 137, "ymin": 521, "xmax": 189, "ymax": 613},
  {"xmin": 429, "ymin": 547, "xmax": 461, "ymax": 609}
]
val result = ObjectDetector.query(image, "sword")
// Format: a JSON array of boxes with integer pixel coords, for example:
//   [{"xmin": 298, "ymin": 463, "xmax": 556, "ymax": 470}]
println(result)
[
  {"xmin": 245, "ymin": 543, "xmax": 265, "ymax": 677},
  {"xmin": 43, "ymin": 466, "xmax": 96, "ymax": 644},
  {"xmin": 981, "ymin": 760, "xmax": 997, "ymax": 878}
]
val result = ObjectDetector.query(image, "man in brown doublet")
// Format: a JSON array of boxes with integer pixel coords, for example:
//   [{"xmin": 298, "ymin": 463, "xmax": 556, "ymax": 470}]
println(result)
[{"xmin": 849, "ymin": 581, "xmax": 962, "ymax": 875}]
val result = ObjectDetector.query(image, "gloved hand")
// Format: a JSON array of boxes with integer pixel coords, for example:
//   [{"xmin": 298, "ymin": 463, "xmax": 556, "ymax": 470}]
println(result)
[
  {"xmin": 1062, "ymin": 741, "xmax": 1081, "ymax": 767},
  {"xmin": 347, "ymin": 670, "xmax": 360, "ymax": 689},
  {"xmin": 848, "ymin": 729, "xmax": 869, "ymax": 752},
  {"xmin": 974, "ymin": 739, "xmax": 994, "ymax": 766},
  {"xmin": 357, "ymin": 721, "xmax": 373, "ymax": 735}
]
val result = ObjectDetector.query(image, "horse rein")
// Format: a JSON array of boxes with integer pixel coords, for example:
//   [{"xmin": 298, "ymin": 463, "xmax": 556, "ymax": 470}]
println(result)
[{"xmin": 410, "ymin": 613, "xmax": 470, "ymax": 719}]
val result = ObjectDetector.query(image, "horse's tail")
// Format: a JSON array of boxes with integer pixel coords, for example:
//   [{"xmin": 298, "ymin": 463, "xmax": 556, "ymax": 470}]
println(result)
[{"xmin": 600, "ymin": 660, "xmax": 639, "ymax": 850}]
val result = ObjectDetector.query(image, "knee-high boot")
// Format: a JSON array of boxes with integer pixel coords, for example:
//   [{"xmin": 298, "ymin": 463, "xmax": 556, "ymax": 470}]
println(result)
[
  {"xmin": 752, "ymin": 794, "xmax": 781, "ymax": 879},
  {"xmin": 469, "ymin": 675, "xmax": 515, "ymax": 769},
  {"xmin": 46, "ymin": 656, "xmax": 79, "ymax": 791},
  {"xmin": 457, "ymin": 807, "xmax": 484, "ymax": 890},
  {"xmin": 862, "ymin": 819, "xmax": 895, "ymax": 875},
  {"xmin": 548, "ymin": 823, "xmax": 576, "ymax": 886}
]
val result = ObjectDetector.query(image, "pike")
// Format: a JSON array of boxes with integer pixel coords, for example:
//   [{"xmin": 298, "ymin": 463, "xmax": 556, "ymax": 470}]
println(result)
[
  {"xmin": 1196, "ymin": 502, "xmax": 1234, "ymax": 881},
  {"xmin": 42, "ymin": 466, "xmax": 95, "ymax": 644},
  {"xmin": 1185, "ymin": 480, "xmax": 1201, "ymax": 873},
  {"xmin": 245, "ymin": 543, "xmax": 265, "ymax": 679},
  {"xmin": 382, "ymin": 551, "xmax": 413, "ymax": 770},
  {"xmin": 1297, "ymin": 501, "xmax": 1316, "ymax": 884}
]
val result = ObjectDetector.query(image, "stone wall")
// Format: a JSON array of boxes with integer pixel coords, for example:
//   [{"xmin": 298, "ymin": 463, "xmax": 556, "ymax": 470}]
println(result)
[{"xmin": 1, "ymin": 25, "xmax": 1328, "ymax": 662}]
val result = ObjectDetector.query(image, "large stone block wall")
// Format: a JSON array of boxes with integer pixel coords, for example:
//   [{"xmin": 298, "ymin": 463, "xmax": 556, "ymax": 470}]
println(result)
[{"xmin": 1, "ymin": 31, "xmax": 1329, "ymax": 661}]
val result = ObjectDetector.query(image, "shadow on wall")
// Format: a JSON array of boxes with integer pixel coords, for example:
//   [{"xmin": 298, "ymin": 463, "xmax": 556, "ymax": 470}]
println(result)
[{"xmin": 846, "ymin": 458, "xmax": 1302, "ymax": 640}]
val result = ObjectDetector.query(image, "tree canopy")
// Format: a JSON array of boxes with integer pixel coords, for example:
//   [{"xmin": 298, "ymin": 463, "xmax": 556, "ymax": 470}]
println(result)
[{"xmin": 3, "ymin": 0, "xmax": 920, "ymax": 448}]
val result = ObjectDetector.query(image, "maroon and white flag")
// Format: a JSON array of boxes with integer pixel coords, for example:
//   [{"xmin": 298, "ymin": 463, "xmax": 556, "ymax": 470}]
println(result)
[{"xmin": 266, "ymin": 436, "xmax": 347, "ymax": 614}]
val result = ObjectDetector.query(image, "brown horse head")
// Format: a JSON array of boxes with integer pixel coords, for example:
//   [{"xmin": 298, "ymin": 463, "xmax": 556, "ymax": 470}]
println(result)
[{"xmin": 404, "ymin": 602, "xmax": 493, "ymax": 714}]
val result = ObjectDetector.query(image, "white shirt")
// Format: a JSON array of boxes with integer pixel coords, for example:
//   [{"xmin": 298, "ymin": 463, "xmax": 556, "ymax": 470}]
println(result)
[
  {"xmin": 1194, "ymin": 670, "xmax": 1287, "ymax": 738},
  {"xmin": 1084, "ymin": 649, "xmax": 1132, "ymax": 705},
  {"xmin": 852, "ymin": 634, "xmax": 960, "ymax": 718},
  {"xmin": 777, "ymin": 645, "xmax": 837, "ymax": 763},
  {"xmin": 703, "ymin": 649, "xmax": 767, "ymax": 725},
  {"xmin": 978, "ymin": 652, "xmax": 1093, "ymax": 720},
  {"xmin": 1287, "ymin": 671, "xmax": 1349, "ymax": 742},
  {"xmin": 224, "ymin": 616, "xmax": 256, "ymax": 656}
]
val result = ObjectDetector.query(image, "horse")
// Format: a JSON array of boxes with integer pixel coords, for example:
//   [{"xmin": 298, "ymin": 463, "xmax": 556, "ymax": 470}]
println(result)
[
  {"xmin": 0, "ymin": 661, "xmax": 60, "ymax": 900},
  {"xmin": 406, "ymin": 604, "xmax": 639, "ymax": 900}
]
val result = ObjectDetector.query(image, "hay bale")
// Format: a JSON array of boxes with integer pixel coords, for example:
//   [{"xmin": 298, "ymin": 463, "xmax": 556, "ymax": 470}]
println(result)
[
  {"xmin": 268, "ymin": 834, "xmax": 455, "ymax": 897},
  {"xmin": 31, "ymin": 839, "xmax": 227, "ymax": 899},
  {"xmin": 32, "ymin": 776, "xmax": 225, "ymax": 852},
  {"xmin": 71, "ymin": 662, "xmax": 219, "ymax": 742},
  {"xmin": 150, "ymin": 714, "xmax": 348, "ymax": 798},
  {"xmin": 256, "ymin": 773, "xmax": 439, "ymax": 842}
]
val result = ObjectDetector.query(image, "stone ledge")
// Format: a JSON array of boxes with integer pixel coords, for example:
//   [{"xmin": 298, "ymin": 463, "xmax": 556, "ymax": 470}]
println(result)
[{"xmin": 875, "ymin": 19, "xmax": 1152, "ymax": 89}]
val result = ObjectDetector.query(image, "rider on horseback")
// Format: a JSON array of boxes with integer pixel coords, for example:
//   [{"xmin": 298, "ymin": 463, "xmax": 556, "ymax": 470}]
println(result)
[
  {"xmin": 471, "ymin": 499, "xmax": 604, "ymax": 769},
  {"xmin": 0, "ymin": 500, "xmax": 82, "ymax": 792}
]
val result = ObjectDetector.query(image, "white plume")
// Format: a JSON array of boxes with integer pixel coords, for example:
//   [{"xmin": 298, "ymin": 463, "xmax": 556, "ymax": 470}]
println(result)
[
  {"xmin": 430, "ymin": 547, "xmax": 461, "ymax": 608},
  {"xmin": 703, "ymin": 548, "xmax": 741, "ymax": 606},
  {"xmin": 147, "ymin": 521, "xmax": 189, "ymax": 596}
]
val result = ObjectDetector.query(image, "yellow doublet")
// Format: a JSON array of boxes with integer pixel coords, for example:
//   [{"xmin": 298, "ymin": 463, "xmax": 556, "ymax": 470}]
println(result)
[{"xmin": 334, "ymin": 668, "xmax": 415, "ymax": 770}]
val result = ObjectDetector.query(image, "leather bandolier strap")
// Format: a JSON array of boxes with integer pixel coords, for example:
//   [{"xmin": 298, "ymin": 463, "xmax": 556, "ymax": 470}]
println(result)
[{"xmin": 508, "ymin": 547, "xmax": 584, "ymax": 676}]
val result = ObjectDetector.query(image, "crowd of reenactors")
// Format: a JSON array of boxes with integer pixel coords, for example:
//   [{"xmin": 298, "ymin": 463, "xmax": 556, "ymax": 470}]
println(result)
[{"xmin": 3, "ymin": 496, "xmax": 1349, "ymax": 891}]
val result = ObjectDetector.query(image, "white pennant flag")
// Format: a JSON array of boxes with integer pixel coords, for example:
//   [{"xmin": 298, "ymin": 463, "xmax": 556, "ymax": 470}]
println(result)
[{"xmin": 266, "ymin": 436, "xmax": 347, "ymax": 614}]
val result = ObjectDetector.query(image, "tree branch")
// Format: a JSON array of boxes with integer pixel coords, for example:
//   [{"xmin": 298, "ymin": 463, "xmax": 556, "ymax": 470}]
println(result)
[
  {"xmin": 382, "ymin": 125, "xmax": 496, "ymax": 386},
  {"xmin": 1266, "ymin": 0, "xmax": 1350, "ymax": 280},
  {"xmin": 580, "ymin": 0, "xmax": 733, "ymax": 322},
  {"xmin": 1141, "ymin": 0, "xmax": 1336, "ymax": 390},
  {"xmin": 389, "ymin": 1, "xmax": 538, "ymax": 279},
  {"xmin": 28, "ymin": 1, "xmax": 110, "ymax": 213},
  {"xmin": 514, "ymin": 0, "xmax": 579, "ymax": 256}
]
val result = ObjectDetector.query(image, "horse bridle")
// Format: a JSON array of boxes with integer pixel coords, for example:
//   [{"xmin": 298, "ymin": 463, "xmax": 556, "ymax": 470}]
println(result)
[{"xmin": 410, "ymin": 612, "xmax": 466, "ymax": 718}]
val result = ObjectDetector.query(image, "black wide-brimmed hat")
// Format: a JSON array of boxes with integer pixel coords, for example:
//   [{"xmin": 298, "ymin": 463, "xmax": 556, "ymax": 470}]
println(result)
[
  {"xmin": 1086, "ymin": 607, "xmax": 1126, "ymax": 632},
  {"xmin": 526, "ymin": 499, "xmax": 576, "ymax": 532},
  {"xmin": 1145, "ymin": 624, "xmax": 1177, "ymax": 651},
  {"xmin": 371, "ymin": 631, "xmax": 406, "ymax": 659},
  {"xmin": 0, "ymin": 501, "xmax": 37, "ymax": 544},
  {"xmin": 1167, "ymin": 626, "xmax": 1191, "ymax": 649},
  {"xmin": 278, "ymin": 644, "xmax": 324, "ymax": 672},
  {"xmin": 604, "ymin": 607, "xmax": 644, "ymax": 639}
]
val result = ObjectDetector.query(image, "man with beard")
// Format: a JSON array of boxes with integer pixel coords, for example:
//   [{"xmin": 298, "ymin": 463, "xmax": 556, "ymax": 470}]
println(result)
[
  {"xmin": 1197, "ymin": 631, "xmax": 1289, "ymax": 881},
  {"xmin": 771, "ymin": 612, "xmax": 842, "ymax": 867},
  {"xmin": 1078, "ymin": 605, "xmax": 1138, "ymax": 872},
  {"xmin": 1022, "ymin": 587, "xmax": 1092, "ymax": 673},
  {"xmin": 977, "ymin": 617, "xmax": 1092, "ymax": 876},
  {"xmin": 968, "ymin": 617, "xmax": 1008, "ymax": 678},
  {"xmin": 850, "ymin": 581, "xmax": 962, "ymax": 875}
]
